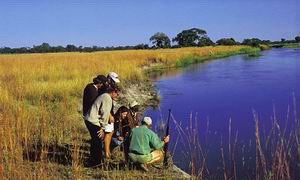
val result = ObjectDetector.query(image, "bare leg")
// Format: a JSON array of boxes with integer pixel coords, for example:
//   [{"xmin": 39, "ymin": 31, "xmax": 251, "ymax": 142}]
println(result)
[
  {"xmin": 146, "ymin": 150, "xmax": 163, "ymax": 164},
  {"xmin": 104, "ymin": 132, "xmax": 113, "ymax": 158}
]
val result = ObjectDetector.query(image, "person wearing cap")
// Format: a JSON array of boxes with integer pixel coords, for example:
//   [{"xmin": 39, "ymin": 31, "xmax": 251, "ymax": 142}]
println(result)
[
  {"xmin": 84, "ymin": 86, "xmax": 120, "ymax": 164},
  {"xmin": 107, "ymin": 71, "xmax": 120, "ymax": 84},
  {"xmin": 98, "ymin": 72, "xmax": 121, "ymax": 153},
  {"xmin": 128, "ymin": 101, "xmax": 140, "ymax": 126},
  {"xmin": 121, "ymin": 101, "xmax": 140, "ymax": 162},
  {"xmin": 101, "ymin": 72, "xmax": 120, "ymax": 158},
  {"xmin": 98, "ymin": 72, "xmax": 120, "ymax": 95},
  {"xmin": 98, "ymin": 71, "xmax": 120, "ymax": 131},
  {"xmin": 128, "ymin": 117, "xmax": 170, "ymax": 171}
]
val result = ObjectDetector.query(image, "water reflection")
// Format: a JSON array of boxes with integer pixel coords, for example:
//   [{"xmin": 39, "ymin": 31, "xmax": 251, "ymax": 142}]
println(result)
[{"xmin": 149, "ymin": 67, "xmax": 184, "ymax": 81}]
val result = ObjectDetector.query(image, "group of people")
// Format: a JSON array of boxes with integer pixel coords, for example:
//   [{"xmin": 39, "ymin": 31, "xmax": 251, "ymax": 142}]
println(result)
[{"xmin": 82, "ymin": 72, "xmax": 170, "ymax": 171}]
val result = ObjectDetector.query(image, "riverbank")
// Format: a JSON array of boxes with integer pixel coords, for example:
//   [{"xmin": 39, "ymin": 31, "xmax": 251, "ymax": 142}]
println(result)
[
  {"xmin": 0, "ymin": 45, "xmax": 260, "ymax": 178},
  {"xmin": 270, "ymin": 42, "xmax": 300, "ymax": 48},
  {"xmin": 143, "ymin": 46, "xmax": 261, "ymax": 76}
]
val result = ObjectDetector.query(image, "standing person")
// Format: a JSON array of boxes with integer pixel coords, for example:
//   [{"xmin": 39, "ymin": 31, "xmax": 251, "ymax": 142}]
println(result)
[
  {"xmin": 82, "ymin": 75, "xmax": 107, "ymax": 117},
  {"xmin": 129, "ymin": 117, "xmax": 170, "ymax": 172},
  {"xmin": 98, "ymin": 71, "xmax": 121, "ymax": 134},
  {"xmin": 82, "ymin": 75, "xmax": 107, "ymax": 166},
  {"xmin": 99, "ymin": 72, "xmax": 120, "ymax": 158},
  {"xmin": 84, "ymin": 86, "xmax": 119, "ymax": 164}
]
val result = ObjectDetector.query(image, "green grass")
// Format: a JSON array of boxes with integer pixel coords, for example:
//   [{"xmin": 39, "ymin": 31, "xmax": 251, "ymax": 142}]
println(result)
[
  {"xmin": 282, "ymin": 43, "xmax": 300, "ymax": 48},
  {"xmin": 270, "ymin": 43, "xmax": 300, "ymax": 48},
  {"xmin": 175, "ymin": 47, "xmax": 261, "ymax": 67}
]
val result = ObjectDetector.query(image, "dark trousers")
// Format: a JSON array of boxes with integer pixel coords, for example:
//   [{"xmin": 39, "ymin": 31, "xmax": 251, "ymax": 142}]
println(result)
[
  {"xmin": 84, "ymin": 120, "xmax": 103, "ymax": 165},
  {"xmin": 124, "ymin": 136, "xmax": 130, "ymax": 162}
]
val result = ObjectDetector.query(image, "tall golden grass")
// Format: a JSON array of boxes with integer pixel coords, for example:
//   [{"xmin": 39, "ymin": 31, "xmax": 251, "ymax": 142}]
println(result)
[{"xmin": 0, "ymin": 45, "xmax": 252, "ymax": 178}]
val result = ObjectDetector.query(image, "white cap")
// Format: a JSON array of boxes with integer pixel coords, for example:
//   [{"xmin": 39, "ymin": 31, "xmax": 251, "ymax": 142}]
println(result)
[
  {"xmin": 130, "ymin": 101, "xmax": 139, "ymax": 108},
  {"xmin": 143, "ymin": 117, "xmax": 152, "ymax": 126},
  {"xmin": 108, "ymin": 72, "xmax": 120, "ymax": 83}
]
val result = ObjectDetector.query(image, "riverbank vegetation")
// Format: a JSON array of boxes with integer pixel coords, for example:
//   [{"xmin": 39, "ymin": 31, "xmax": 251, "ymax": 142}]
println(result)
[
  {"xmin": 0, "ymin": 45, "xmax": 261, "ymax": 178},
  {"xmin": 174, "ymin": 46, "xmax": 261, "ymax": 67},
  {"xmin": 270, "ymin": 43, "xmax": 300, "ymax": 49}
]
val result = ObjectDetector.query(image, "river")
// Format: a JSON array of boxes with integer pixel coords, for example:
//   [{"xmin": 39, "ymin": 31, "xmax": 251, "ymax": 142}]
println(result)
[{"xmin": 145, "ymin": 48, "xmax": 300, "ymax": 176}]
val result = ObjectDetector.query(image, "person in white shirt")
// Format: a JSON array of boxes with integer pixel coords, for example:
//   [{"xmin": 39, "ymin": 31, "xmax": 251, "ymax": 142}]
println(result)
[{"xmin": 85, "ymin": 86, "xmax": 120, "ymax": 160}]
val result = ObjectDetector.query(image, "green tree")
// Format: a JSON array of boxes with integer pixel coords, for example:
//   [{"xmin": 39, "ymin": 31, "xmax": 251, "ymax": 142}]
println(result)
[
  {"xmin": 198, "ymin": 35, "xmax": 214, "ymax": 46},
  {"xmin": 134, "ymin": 44, "xmax": 149, "ymax": 49},
  {"xmin": 216, "ymin": 38, "xmax": 236, "ymax": 45},
  {"xmin": 261, "ymin": 40, "xmax": 271, "ymax": 44},
  {"xmin": 242, "ymin": 38, "xmax": 262, "ymax": 47},
  {"xmin": 0, "ymin": 47, "xmax": 12, "ymax": 54},
  {"xmin": 173, "ymin": 28, "xmax": 207, "ymax": 47},
  {"xmin": 51, "ymin": 46, "xmax": 65, "ymax": 52},
  {"xmin": 32, "ymin": 43, "xmax": 51, "ymax": 53},
  {"xmin": 66, "ymin": 44, "xmax": 77, "ymax": 52},
  {"xmin": 295, "ymin": 36, "xmax": 300, "ymax": 42},
  {"xmin": 149, "ymin": 32, "xmax": 171, "ymax": 48}
]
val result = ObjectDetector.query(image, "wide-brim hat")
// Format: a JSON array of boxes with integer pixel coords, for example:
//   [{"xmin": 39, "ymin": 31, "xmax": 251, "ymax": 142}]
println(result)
[{"xmin": 130, "ymin": 101, "xmax": 139, "ymax": 108}]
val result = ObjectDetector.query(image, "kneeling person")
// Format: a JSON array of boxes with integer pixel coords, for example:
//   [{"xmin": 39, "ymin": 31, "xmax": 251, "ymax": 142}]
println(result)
[{"xmin": 129, "ymin": 117, "xmax": 170, "ymax": 170}]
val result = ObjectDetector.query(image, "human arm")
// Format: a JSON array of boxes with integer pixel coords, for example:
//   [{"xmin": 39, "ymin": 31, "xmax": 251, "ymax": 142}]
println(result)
[
  {"xmin": 162, "ymin": 135, "xmax": 170, "ymax": 144},
  {"xmin": 149, "ymin": 131, "xmax": 165, "ymax": 150}
]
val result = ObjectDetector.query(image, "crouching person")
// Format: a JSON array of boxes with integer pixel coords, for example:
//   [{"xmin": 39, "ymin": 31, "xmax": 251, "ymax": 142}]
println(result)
[
  {"xmin": 111, "ymin": 106, "xmax": 129, "ymax": 148},
  {"xmin": 128, "ymin": 117, "xmax": 170, "ymax": 171}
]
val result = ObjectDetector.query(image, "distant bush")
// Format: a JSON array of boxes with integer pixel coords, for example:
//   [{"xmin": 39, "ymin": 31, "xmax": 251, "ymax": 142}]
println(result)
[
  {"xmin": 242, "ymin": 38, "xmax": 262, "ymax": 47},
  {"xmin": 216, "ymin": 38, "xmax": 237, "ymax": 45}
]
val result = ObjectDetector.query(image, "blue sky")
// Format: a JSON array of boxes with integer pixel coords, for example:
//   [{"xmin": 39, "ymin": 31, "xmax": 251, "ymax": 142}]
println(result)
[{"xmin": 0, "ymin": 0, "xmax": 299, "ymax": 48}]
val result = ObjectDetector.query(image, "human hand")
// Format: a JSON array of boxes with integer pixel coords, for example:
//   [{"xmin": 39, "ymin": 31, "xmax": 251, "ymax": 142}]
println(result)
[
  {"xmin": 117, "ymin": 136, "xmax": 124, "ymax": 142},
  {"xmin": 163, "ymin": 135, "xmax": 170, "ymax": 143},
  {"xmin": 97, "ymin": 129, "xmax": 104, "ymax": 139}
]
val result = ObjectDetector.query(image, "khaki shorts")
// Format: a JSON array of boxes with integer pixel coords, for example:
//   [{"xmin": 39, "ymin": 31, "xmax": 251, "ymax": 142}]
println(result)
[{"xmin": 128, "ymin": 152, "xmax": 154, "ymax": 164}]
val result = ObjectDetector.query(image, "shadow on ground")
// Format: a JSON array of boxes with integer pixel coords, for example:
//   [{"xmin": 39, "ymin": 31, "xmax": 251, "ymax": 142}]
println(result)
[{"xmin": 23, "ymin": 142, "xmax": 90, "ymax": 165}]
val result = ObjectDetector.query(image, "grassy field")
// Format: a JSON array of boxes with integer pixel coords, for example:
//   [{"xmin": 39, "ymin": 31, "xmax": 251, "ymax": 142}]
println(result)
[{"xmin": 0, "ymin": 45, "xmax": 259, "ymax": 178}]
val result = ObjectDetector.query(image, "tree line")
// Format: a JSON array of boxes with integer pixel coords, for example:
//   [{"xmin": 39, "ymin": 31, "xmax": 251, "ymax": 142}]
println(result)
[{"xmin": 1, "ymin": 28, "xmax": 299, "ymax": 54}]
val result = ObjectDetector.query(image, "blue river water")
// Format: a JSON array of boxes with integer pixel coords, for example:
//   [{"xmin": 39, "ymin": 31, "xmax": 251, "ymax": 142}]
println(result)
[{"xmin": 145, "ymin": 48, "xmax": 300, "ymax": 174}]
